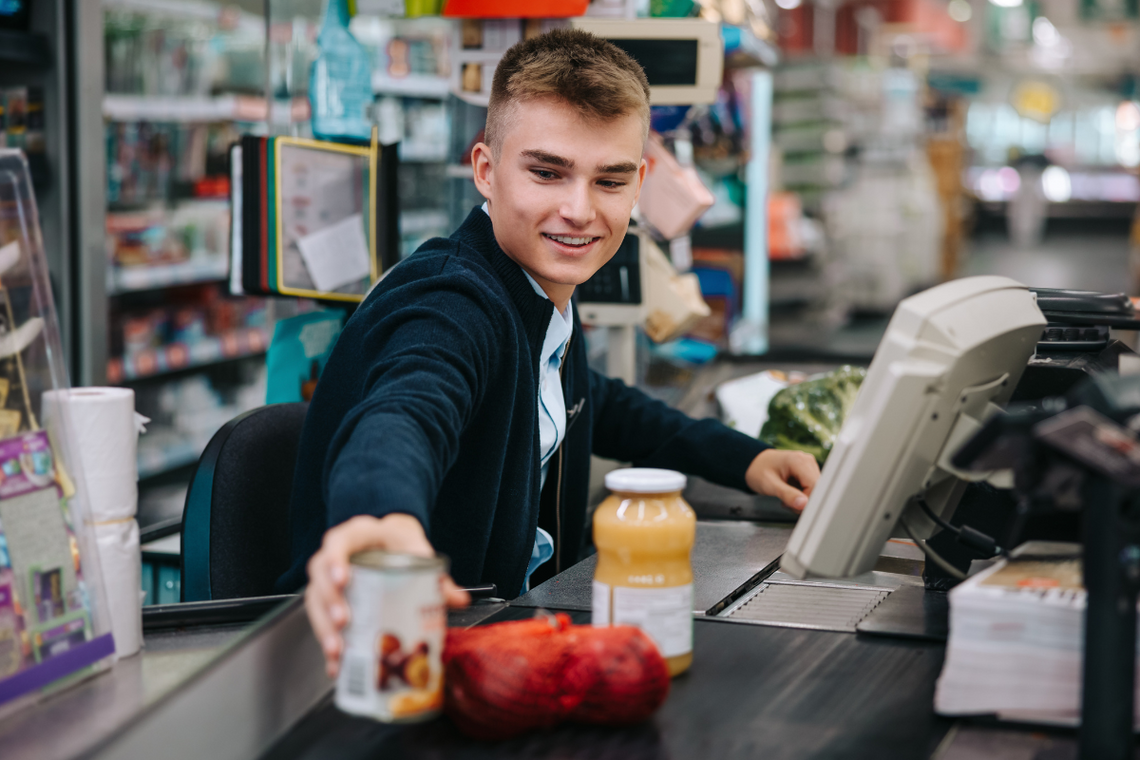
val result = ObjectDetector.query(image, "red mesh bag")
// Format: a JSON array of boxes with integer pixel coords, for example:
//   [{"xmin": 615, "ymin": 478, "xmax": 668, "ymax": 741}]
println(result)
[{"xmin": 442, "ymin": 613, "xmax": 670, "ymax": 740}]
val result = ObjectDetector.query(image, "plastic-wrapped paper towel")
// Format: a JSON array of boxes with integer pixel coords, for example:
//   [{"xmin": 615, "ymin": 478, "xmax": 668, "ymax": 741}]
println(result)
[
  {"xmin": 94, "ymin": 518, "xmax": 143, "ymax": 656},
  {"xmin": 42, "ymin": 387, "xmax": 148, "ymax": 657},
  {"xmin": 42, "ymin": 387, "xmax": 146, "ymax": 520}
]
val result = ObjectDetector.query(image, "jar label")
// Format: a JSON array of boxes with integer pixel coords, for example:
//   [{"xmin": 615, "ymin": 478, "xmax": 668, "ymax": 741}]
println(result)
[{"xmin": 591, "ymin": 581, "xmax": 693, "ymax": 658}]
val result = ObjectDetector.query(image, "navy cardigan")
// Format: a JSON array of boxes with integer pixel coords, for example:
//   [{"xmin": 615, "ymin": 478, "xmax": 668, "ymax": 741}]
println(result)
[{"xmin": 276, "ymin": 208, "xmax": 769, "ymax": 596}]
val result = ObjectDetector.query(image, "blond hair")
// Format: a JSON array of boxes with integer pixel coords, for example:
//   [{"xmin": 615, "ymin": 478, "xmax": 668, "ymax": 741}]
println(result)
[{"xmin": 485, "ymin": 28, "xmax": 651, "ymax": 156}]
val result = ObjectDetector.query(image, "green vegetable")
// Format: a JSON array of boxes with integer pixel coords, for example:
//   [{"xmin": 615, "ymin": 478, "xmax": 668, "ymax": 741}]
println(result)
[{"xmin": 759, "ymin": 366, "xmax": 868, "ymax": 464}]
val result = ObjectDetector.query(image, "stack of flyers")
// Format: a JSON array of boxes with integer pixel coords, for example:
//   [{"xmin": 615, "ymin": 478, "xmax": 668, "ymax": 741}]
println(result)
[{"xmin": 934, "ymin": 541, "xmax": 1133, "ymax": 727}]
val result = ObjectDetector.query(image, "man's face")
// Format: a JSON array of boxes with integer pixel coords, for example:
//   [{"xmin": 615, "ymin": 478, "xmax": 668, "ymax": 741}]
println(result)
[{"xmin": 472, "ymin": 97, "xmax": 647, "ymax": 309}]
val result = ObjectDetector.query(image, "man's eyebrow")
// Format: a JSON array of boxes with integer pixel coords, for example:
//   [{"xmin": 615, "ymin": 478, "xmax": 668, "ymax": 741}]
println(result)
[
  {"xmin": 597, "ymin": 161, "xmax": 639, "ymax": 175},
  {"xmin": 521, "ymin": 149, "xmax": 573, "ymax": 168}
]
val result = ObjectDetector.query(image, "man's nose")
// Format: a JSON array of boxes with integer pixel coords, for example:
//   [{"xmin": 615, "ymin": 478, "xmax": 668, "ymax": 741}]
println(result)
[{"xmin": 559, "ymin": 180, "xmax": 596, "ymax": 227}]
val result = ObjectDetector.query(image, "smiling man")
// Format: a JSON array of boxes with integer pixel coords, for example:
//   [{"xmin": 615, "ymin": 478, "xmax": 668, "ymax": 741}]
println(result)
[{"xmin": 281, "ymin": 29, "xmax": 820, "ymax": 677}]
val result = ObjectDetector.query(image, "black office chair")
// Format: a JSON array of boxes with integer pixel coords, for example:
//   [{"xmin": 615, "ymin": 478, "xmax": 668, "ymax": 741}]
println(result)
[{"xmin": 180, "ymin": 403, "xmax": 309, "ymax": 602}]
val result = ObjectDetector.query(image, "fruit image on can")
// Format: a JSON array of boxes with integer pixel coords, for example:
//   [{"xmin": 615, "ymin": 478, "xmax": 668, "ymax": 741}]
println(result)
[{"xmin": 335, "ymin": 551, "xmax": 447, "ymax": 723}]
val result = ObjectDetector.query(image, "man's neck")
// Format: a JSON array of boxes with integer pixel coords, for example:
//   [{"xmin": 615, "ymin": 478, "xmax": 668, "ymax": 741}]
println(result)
[{"xmin": 481, "ymin": 201, "xmax": 573, "ymax": 312}]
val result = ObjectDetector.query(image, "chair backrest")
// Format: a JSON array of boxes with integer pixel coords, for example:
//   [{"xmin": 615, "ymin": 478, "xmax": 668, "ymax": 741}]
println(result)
[{"xmin": 181, "ymin": 403, "xmax": 309, "ymax": 602}]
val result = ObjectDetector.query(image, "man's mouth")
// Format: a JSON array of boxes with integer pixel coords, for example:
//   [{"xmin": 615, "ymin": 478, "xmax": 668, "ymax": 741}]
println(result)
[{"xmin": 543, "ymin": 233, "xmax": 599, "ymax": 248}]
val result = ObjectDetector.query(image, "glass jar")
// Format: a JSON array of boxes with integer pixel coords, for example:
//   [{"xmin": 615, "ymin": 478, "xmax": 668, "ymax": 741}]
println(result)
[{"xmin": 592, "ymin": 468, "xmax": 696, "ymax": 677}]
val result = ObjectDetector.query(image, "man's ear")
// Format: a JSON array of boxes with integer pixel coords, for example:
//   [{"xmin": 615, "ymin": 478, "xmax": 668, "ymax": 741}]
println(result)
[
  {"xmin": 631, "ymin": 157, "xmax": 648, "ymax": 207},
  {"xmin": 471, "ymin": 142, "xmax": 494, "ymax": 202}
]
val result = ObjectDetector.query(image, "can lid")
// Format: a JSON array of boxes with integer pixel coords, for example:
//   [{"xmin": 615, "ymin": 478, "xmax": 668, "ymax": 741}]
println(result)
[
  {"xmin": 350, "ymin": 550, "xmax": 447, "ymax": 572},
  {"xmin": 604, "ymin": 468, "xmax": 686, "ymax": 494}
]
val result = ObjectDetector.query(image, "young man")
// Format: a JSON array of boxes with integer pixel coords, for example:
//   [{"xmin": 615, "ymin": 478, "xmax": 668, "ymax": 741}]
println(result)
[{"xmin": 280, "ymin": 29, "xmax": 820, "ymax": 676}]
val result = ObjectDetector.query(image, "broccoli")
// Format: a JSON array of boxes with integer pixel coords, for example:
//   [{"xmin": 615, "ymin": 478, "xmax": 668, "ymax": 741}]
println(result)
[{"xmin": 758, "ymin": 365, "xmax": 867, "ymax": 464}]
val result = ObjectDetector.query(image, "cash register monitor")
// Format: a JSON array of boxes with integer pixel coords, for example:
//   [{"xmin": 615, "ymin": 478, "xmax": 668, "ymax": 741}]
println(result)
[{"xmin": 780, "ymin": 276, "xmax": 1048, "ymax": 580}]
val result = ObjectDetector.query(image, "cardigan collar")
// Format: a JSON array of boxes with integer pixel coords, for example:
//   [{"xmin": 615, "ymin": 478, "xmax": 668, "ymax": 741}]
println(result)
[{"xmin": 452, "ymin": 207, "xmax": 555, "ymax": 360}]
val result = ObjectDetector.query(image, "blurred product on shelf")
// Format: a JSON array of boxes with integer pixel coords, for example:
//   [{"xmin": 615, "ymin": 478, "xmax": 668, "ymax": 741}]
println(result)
[
  {"xmin": 639, "ymin": 132, "xmax": 715, "ymax": 241},
  {"xmin": 104, "ymin": 4, "xmax": 264, "ymax": 98},
  {"xmin": 768, "ymin": 192, "xmax": 806, "ymax": 261},
  {"xmin": 106, "ymin": 121, "xmax": 241, "ymax": 207},
  {"xmin": 106, "ymin": 200, "xmax": 230, "ymax": 272},
  {"xmin": 266, "ymin": 310, "xmax": 346, "ymax": 404},
  {"xmin": 108, "ymin": 285, "xmax": 270, "ymax": 384},
  {"xmin": 688, "ymin": 248, "xmax": 742, "ymax": 345},
  {"xmin": 135, "ymin": 366, "xmax": 268, "ymax": 480},
  {"xmin": 773, "ymin": 59, "xmax": 940, "ymax": 315},
  {"xmin": 310, "ymin": 0, "xmax": 374, "ymax": 141}
]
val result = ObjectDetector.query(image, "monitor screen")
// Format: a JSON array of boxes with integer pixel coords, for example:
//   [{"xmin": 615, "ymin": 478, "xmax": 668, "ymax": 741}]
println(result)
[
  {"xmin": 0, "ymin": 0, "xmax": 31, "ymax": 30},
  {"xmin": 607, "ymin": 38, "xmax": 700, "ymax": 87}
]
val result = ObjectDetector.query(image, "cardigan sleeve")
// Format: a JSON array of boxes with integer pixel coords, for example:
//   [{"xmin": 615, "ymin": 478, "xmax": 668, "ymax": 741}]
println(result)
[
  {"xmin": 588, "ymin": 369, "xmax": 770, "ymax": 493},
  {"xmin": 322, "ymin": 260, "xmax": 506, "ymax": 532}
]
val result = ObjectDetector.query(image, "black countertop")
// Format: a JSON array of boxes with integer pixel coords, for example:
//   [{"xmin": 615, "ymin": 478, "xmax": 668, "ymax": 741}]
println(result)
[{"xmin": 262, "ymin": 606, "xmax": 952, "ymax": 760}]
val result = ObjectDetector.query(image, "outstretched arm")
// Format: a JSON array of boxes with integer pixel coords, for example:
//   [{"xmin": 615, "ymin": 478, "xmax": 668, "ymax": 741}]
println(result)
[{"xmin": 590, "ymin": 370, "xmax": 819, "ymax": 509}]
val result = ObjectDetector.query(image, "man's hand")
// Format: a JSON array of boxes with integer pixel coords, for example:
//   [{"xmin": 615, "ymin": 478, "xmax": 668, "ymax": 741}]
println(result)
[
  {"xmin": 745, "ymin": 449, "xmax": 821, "ymax": 512},
  {"xmin": 304, "ymin": 513, "xmax": 470, "ymax": 679}
]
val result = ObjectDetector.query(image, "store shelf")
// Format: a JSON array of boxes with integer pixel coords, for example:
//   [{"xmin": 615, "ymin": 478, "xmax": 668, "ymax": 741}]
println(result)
[
  {"xmin": 400, "ymin": 209, "xmax": 450, "ymax": 235},
  {"xmin": 373, "ymin": 72, "xmax": 451, "ymax": 99},
  {"xmin": 109, "ymin": 258, "xmax": 229, "ymax": 294},
  {"xmin": 0, "ymin": 29, "xmax": 52, "ymax": 68},
  {"xmin": 138, "ymin": 438, "xmax": 201, "ymax": 480},
  {"xmin": 108, "ymin": 325, "xmax": 269, "ymax": 383},
  {"xmin": 103, "ymin": 0, "xmax": 263, "ymax": 34},
  {"xmin": 103, "ymin": 94, "xmax": 268, "ymax": 123},
  {"xmin": 445, "ymin": 164, "xmax": 475, "ymax": 179}
]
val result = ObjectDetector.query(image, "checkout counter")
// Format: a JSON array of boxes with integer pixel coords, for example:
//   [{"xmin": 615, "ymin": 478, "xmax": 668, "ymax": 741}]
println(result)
[
  {"xmin": 0, "ymin": 516, "xmax": 1079, "ymax": 760},
  {"xmin": 2, "ymin": 280, "xmax": 1125, "ymax": 759},
  {"xmin": 0, "ymin": 359, "xmax": 1095, "ymax": 760}
]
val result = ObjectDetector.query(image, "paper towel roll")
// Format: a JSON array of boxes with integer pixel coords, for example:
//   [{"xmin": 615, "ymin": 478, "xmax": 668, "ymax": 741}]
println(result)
[
  {"xmin": 42, "ymin": 388, "xmax": 143, "ymax": 521},
  {"xmin": 95, "ymin": 518, "xmax": 143, "ymax": 658}
]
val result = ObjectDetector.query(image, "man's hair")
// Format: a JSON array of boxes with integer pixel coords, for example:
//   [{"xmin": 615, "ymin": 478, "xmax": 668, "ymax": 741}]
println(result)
[{"xmin": 485, "ymin": 28, "xmax": 651, "ymax": 156}]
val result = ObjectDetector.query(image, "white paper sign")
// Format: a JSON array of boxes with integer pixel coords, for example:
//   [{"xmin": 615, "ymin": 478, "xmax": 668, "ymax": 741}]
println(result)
[{"xmin": 296, "ymin": 213, "xmax": 371, "ymax": 293}]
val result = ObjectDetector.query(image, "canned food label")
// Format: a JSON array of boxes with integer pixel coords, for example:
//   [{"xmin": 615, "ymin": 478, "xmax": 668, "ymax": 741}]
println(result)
[
  {"xmin": 592, "ymin": 581, "xmax": 693, "ymax": 658},
  {"xmin": 335, "ymin": 565, "xmax": 445, "ymax": 722}
]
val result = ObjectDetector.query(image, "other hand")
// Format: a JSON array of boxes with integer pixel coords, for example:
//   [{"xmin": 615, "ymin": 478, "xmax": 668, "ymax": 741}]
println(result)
[
  {"xmin": 304, "ymin": 513, "xmax": 470, "ymax": 679},
  {"xmin": 745, "ymin": 449, "xmax": 820, "ymax": 512}
]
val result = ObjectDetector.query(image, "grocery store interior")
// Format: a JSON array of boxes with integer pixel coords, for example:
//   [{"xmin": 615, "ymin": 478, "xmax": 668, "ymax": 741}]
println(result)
[{"xmin": 2, "ymin": 0, "xmax": 1140, "ymax": 757}]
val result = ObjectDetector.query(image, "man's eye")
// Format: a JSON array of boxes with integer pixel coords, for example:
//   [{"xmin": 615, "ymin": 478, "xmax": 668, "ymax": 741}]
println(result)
[
  {"xmin": 598, "ymin": 180, "xmax": 626, "ymax": 189},
  {"xmin": 532, "ymin": 169, "xmax": 557, "ymax": 180}
]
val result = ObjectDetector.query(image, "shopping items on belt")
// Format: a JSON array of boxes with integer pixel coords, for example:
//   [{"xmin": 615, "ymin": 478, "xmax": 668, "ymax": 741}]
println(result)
[
  {"xmin": 443, "ymin": 613, "xmax": 670, "ymax": 740},
  {"xmin": 42, "ymin": 388, "xmax": 149, "ymax": 658},
  {"xmin": 758, "ymin": 366, "xmax": 868, "ymax": 464}
]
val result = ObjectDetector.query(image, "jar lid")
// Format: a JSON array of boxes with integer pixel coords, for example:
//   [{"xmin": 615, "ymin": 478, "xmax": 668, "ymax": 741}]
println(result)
[{"xmin": 605, "ymin": 468, "xmax": 686, "ymax": 494}]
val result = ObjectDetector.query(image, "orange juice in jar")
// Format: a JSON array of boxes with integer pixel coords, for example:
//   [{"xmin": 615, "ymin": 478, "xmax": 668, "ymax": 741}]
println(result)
[{"xmin": 592, "ymin": 468, "xmax": 696, "ymax": 676}]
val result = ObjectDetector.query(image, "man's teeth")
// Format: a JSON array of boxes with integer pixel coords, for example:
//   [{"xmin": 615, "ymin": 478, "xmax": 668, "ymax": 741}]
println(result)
[{"xmin": 546, "ymin": 234, "xmax": 593, "ymax": 246}]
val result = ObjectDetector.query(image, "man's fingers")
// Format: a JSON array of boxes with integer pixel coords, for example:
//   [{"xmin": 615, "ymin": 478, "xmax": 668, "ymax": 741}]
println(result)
[
  {"xmin": 787, "ymin": 453, "xmax": 821, "ymax": 494},
  {"xmin": 441, "ymin": 575, "xmax": 471, "ymax": 609},
  {"xmin": 304, "ymin": 585, "xmax": 342, "ymax": 677},
  {"xmin": 768, "ymin": 477, "xmax": 809, "ymax": 511}
]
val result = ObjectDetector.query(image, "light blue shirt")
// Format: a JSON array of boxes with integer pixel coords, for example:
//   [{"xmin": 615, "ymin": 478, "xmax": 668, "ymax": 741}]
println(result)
[{"xmin": 482, "ymin": 203, "xmax": 569, "ymax": 591}]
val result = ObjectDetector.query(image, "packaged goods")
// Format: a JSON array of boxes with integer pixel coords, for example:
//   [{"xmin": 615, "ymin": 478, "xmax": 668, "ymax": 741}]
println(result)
[
  {"xmin": 443, "ymin": 613, "xmax": 670, "ymax": 740},
  {"xmin": 593, "ymin": 468, "xmax": 696, "ymax": 676},
  {"xmin": 759, "ymin": 365, "xmax": 867, "ymax": 464},
  {"xmin": 335, "ymin": 551, "xmax": 446, "ymax": 723}
]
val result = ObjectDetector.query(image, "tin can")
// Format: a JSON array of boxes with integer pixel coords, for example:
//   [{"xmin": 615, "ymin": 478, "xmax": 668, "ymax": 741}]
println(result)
[{"xmin": 335, "ymin": 551, "xmax": 447, "ymax": 723}]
